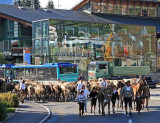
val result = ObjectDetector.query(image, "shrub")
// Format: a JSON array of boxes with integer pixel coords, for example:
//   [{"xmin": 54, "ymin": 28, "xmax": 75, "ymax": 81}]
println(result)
[
  {"xmin": 0, "ymin": 102, "xmax": 7, "ymax": 121},
  {"xmin": 0, "ymin": 92, "xmax": 19, "ymax": 108}
]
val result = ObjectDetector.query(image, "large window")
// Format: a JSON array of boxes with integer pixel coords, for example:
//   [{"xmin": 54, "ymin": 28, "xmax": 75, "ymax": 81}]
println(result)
[
  {"xmin": 59, "ymin": 66, "xmax": 77, "ymax": 74},
  {"xmin": 108, "ymin": 3, "xmax": 115, "ymax": 14},
  {"xmin": 142, "ymin": 6, "xmax": 148, "ymax": 17},
  {"xmin": 33, "ymin": 20, "xmax": 157, "ymax": 72},
  {"xmin": 101, "ymin": 2, "xmax": 108, "ymax": 13},
  {"xmin": 135, "ymin": 6, "xmax": 141, "ymax": 16},
  {"xmin": 149, "ymin": 7, "xmax": 155, "ymax": 17},
  {"xmin": 115, "ymin": 4, "xmax": 122, "ymax": 15},
  {"xmin": 128, "ymin": 5, "xmax": 135, "ymax": 16},
  {"xmin": 92, "ymin": 2, "xmax": 100, "ymax": 13},
  {"xmin": 122, "ymin": 4, "xmax": 128, "ymax": 15}
]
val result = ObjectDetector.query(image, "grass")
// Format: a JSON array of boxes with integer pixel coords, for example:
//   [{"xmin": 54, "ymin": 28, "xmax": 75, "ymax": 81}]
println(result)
[{"xmin": 6, "ymin": 107, "xmax": 16, "ymax": 113}]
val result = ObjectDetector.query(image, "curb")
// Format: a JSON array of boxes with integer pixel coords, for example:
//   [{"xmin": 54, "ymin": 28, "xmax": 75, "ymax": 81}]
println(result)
[
  {"xmin": 1, "ymin": 107, "xmax": 19, "ymax": 123},
  {"xmin": 34, "ymin": 103, "xmax": 52, "ymax": 123}
]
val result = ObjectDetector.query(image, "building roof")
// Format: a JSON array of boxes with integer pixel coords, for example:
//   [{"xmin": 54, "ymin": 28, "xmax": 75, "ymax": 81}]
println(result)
[
  {"xmin": 93, "ymin": 13, "xmax": 160, "ymax": 33},
  {"xmin": 0, "ymin": 4, "xmax": 118, "ymax": 24}
]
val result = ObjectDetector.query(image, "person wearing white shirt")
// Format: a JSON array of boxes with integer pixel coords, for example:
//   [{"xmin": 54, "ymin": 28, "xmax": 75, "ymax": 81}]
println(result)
[
  {"xmin": 20, "ymin": 80, "xmax": 26, "ymax": 103},
  {"xmin": 77, "ymin": 80, "xmax": 84, "ymax": 92},
  {"xmin": 100, "ymin": 78, "xmax": 108, "ymax": 87},
  {"xmin": 136, "ymin": 75, "xmax": 142, "ymax": 84},
  {"xmin": 82, "ymin": 85, "xmax": 90, "ymax": 112}
]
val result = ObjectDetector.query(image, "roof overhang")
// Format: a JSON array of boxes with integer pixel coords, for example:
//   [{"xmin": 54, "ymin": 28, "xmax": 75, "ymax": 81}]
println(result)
[
  {"xmin": 72, "ymin": 0, "xmax": 89, "ymax": 10},
  {"xmin": 0, "ymin": 13, "xmax": 32, "ymax": 26}
]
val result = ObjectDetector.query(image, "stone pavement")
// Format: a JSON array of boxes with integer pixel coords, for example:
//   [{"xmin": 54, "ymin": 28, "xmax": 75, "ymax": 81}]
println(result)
[
  {"xmin": 150, "ymin": 85, "xmax": 160, "ymax": 100},
  {"xmin": 4, "ymin": 101, "xmax": 48, "ymax": 123}
]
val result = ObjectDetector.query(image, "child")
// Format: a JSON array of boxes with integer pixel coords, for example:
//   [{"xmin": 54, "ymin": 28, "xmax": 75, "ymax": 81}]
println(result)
[
  {"xmin": 77, "ymin": 90, "xmax": 86, "ymax": 116},
  {"xmin": 89, "ymin": 87, "xmax": 98, "ymax": 115},
  {"xmin": 136, "ymin": 92, "xmax": 143, "ymax": 115},
  {"xmin": 111, "ymin": 86, "xmax": 118, "ymax": 113}
]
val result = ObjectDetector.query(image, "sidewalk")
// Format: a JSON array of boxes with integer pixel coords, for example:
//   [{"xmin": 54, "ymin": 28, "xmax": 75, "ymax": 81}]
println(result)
[
  {"xmin": 4, "ymin": 101, "xmax": 49, "ymax": 123},
  {"xmin": 150, "ymin": 85, "xmax": 160, "ymax": 100}
]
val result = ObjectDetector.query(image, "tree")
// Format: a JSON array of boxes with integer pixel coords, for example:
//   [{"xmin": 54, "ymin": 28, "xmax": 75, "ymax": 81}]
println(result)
[
  {"xmin": 25, "ymin": 0, "xmax": 32, "ymax": 7},
  {"xmin": 0, "ymin": 52, "xmax": 6, "ymax": 64},
  {"xmin": 47, "ymin": 0, "xmax": 55, "ymax": 9},
  {"xmin": 34, "ymin": 0, "xmax": 41, "ymax": 8}
]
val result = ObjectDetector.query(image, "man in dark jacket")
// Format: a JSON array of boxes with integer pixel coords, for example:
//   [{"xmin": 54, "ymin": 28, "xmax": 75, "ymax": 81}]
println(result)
[
  {"xmin": 79, "ymin": 73, "xmax": 85, "ymax": 81},
  {"xmin": 89, "ymin": 87, "xmax": 98, "ymax": 115},
  {"xmin": 111, "ymin": 86, "xmax": 118, "ymax": 113}
]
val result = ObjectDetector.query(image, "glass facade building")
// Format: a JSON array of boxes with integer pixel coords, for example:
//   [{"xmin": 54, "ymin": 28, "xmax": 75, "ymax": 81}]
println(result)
[
  {"xmin": 32, "ymin": 19, "xmax": 157, "ymax": 72},
  {"xmin": 0, "ymin": 18, "xmax": 32, "ymax": 63}
]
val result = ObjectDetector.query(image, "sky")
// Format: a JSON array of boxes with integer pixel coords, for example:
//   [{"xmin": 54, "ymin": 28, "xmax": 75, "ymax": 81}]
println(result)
[
  {"xmin": 40, "ymin": 0, "xmax": 82, "ymax": 9},
  {"xmin": 0, "ymin": 0, "xmax": 83, "ymax": 10}
]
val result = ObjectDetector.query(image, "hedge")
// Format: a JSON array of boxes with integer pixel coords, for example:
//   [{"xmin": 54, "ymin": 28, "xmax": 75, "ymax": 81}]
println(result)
[
  {"xmin": 0, "ymin": 92, "xmax": 19, "ymax": 108},
  {"xmin": 0, "ymin": 102, "xmax": 7, "ymax": 121}
]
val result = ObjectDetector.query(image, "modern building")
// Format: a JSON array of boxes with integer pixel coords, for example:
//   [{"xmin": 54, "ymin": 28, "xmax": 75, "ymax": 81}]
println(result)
[{"xmin": 0, "ymin": 1, "xmax": 159, "ymax": 73}]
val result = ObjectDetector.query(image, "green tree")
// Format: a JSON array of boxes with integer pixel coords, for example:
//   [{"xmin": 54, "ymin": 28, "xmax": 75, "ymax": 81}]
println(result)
[
  {"xmin": 22, "ymin": 0, "xmax": 26, "ymax": 6},
  {"xmin": 47, "ymin": 0, "xmax": 55, "ymax": 9},
  {"xmin": 0, "ymin": 53, "xmax": 6, "ymax": 64},
  {"xmin": 34, "ymin": 0, "xmax": 41, "ymax": 8},
  {"xmin": 25, "ymin": 0, "xmax": 32, "ymax": 7}
]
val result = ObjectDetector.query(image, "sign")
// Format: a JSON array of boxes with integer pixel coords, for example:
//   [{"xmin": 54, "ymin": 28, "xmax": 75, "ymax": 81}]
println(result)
[
  {"xmin": 24, "ymin": 53, "xmax": 31, "ymax": 64},
  {"xmin": 55, "ymin": 52, "xmax": 94, "ymax": 57}
]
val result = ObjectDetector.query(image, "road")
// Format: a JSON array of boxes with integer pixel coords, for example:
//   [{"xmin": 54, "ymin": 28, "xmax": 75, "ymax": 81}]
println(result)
[{"xmin": 43, "ymin": 99, "xmax": 160, "ymax": 123}]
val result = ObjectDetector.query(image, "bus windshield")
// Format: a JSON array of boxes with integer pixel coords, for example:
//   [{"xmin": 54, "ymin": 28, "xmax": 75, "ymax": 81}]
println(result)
[
  {"xmin": 59, "ymin": 66, "xmax": 77, "ymax": 74},
  {"xmin": 88, "ymin": 65, "xmax": 96, "ymax": 71}
]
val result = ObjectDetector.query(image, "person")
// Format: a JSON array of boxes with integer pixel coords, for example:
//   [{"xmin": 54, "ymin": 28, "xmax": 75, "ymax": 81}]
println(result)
[
  {"xmin": 77, "ymin": 90, "xmax": 86, "ymax": 116},
  {"xmin": 89, "ymin": 87, "xmax": 98, "ymax": 115},
  {"xmin": 120, "ymin": 81, "xmax": 134, "ymax": 116},
  {"xmin": 136, "ymin": 75, "xmax": 142, "ymax": 84},
  {"xmin": 20, "ymin": 80, "xmax": 26, "ymax": 103},
  {"xmin": 79, "ymin": 73, "xmax": 85, "ymax": 81},
  {"xmin": 77, "ymin": 79, "xmax": 84, "ymax": 92},
  {"xmin": 6, "ymin": 75, "xmax": 9, "ymax": 83},
  {"xmin": 111, "ymin": 86, "xmax": 118, "ymax": 113},
  {"xmin": 135, "ymin": 92, "xmax": 143, "ymax": 115},
  {"xmin": 82, "ymin": 85, "xmax": 90, "ymax": 112},
  {"xmin": 100, "ymin": 78, "xmax": 108, "ymax": 87},
  {"xmin": 142, "ymin": 81, "xmax": 150, "ymax": 111}
]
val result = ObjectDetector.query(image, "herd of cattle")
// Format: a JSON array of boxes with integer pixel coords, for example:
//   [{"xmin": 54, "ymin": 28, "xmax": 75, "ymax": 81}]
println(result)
[{"xmin": 0, "ymin": 78, "xmax": 140, "ymax": 103}]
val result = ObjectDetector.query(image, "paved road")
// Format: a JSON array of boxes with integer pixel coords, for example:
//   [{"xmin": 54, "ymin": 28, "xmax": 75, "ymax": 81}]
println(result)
[
  {"xmin": 5, "ymin": 101, "xmax": 48, "ymax": 123},
  {"xmin": 44, "ymin": 87, "xmax": 160, "ymax": 123},
  {"xmin": 43, "ymin": 99, "xmax": 160, "ymax": 123}
]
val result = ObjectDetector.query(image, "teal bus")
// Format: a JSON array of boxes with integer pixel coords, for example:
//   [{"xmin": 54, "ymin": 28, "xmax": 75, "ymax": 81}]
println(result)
[{"xmin": 11, "ymin": 63, "xmax": 78, "ymax": 82}]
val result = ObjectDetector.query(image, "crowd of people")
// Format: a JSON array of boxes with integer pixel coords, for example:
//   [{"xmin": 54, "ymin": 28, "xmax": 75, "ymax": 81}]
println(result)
[{"xmin": 76, "ymin": 74, "xmax": 150, "ymax": 116}]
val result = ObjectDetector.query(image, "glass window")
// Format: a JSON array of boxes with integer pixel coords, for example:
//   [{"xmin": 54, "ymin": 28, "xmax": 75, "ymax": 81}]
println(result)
[
  {"xmin": 35, "ymin": 39, "xmax": 42, "ymax": 55},
  {"xmin": 135, "ymin": 6, "xmax": 141, "ymax": 16},
  {"xmin": 34, "ymin": 22, "xmax": 42, "ymax": 39},
  {"xmin": 128, "ymin": 5, "xmax": 135, "ymax": 16},
  {"xmin": 149, "ymin": 7, "xmax": 155, "ymax": 17},
  {"xmin": 42, "ymin": 21, "xmax": 49, "ymax": 38},
  {"xmin": 142, "ymin": 6, "xmax": 148, "ymax": 17},
  {"xmin": 42, "ymin": 38, "xmax": 49, "ymax": 56},
  {"xmin": 92, "ymin": 2, "xmax": 100, "ymax": 13},
  {"xmin": 59, "ymin": 66, "xmax": 77, "ymax": 74},
  {"xmin": 108, "ymin": 3, "xmax": 115, "ymax": 14},
  {"xmin": 89, "ymin": 65, "xmax": 96, "ymax": 71},
  {"xmin": 99, "ymin": 64, "xmax": 108, "ymax": 70},
  {"xmin": 115, "ymin": 4, "xmax": 121, "ymax": 15},
  {"xmin": 101, "ymin": 2, "xmax": 107, "ymax": 13},
  {"xmin": 122, "ymin": 4, "xmax": 128, "ymax": 15}
]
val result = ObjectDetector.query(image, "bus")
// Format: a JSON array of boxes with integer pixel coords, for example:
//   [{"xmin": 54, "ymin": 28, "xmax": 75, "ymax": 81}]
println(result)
[{"xmin": 11, "ymin": 63, "xmax": 78, "ymax": 82}]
